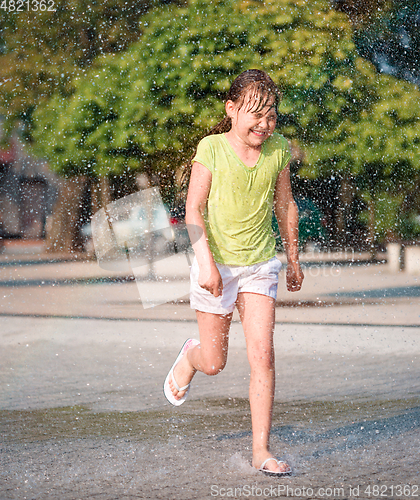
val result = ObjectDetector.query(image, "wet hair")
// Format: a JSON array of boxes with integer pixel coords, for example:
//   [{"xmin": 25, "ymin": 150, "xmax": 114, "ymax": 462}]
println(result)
[
  {"xmin": 207, "ymin": 69, "xmax": 282, "ymax": 135},
  {"xmin": 180, "ymin": 69, "xmax": 282, "ymax": 191}
]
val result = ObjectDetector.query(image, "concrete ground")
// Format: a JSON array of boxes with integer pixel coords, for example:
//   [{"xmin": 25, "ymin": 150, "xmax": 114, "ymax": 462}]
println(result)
[
  {"xmin": 1, "ymin": 244, "xmax": 419, "ymax": 499},
  {"xmin": 0, "ymin": 245, "xmax": 419, "ymax": 325}
]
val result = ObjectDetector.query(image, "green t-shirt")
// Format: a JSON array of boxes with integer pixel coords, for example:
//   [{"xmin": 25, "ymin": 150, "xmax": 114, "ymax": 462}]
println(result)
[{"xmin": 192, "ymin": 132, "xmax": 291, "ymax": 266}]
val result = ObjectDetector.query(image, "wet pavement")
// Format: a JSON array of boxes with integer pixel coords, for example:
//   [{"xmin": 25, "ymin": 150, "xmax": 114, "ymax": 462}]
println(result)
[{"xmin": 1, "ymin": 246, "xmax": 419, "ymax": 499}]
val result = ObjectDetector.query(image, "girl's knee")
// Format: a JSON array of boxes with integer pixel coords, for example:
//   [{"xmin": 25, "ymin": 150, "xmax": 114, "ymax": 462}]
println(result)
[
  {"xmin": 198, "ymin": 343, "xmax": 228, "ymax": 376},
  {"xmin": 201, "ymin": 358, "xmax": 226, "ymax": 376}
]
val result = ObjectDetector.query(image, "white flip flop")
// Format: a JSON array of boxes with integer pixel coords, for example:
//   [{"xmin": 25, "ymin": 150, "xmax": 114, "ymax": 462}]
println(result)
[
  {"xmin": 163, "ymin": 338, "xmax": 200, "ymax": 406},
  {"xmin": 257, "ymin": 458, "xmax": 292, "ymax": 476}
]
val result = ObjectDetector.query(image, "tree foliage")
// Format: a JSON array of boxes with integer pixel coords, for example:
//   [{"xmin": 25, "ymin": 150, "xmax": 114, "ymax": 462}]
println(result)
[
  {"xmin": 0, "ymin": 0, "xmax": 178, "ymax": 138},
  {"xmin": 30, "ymin": 0, "xmax": 420, "ymax": 241},
  {"xmin": 33, "ymin": 0, "xmax": 420, "ymax": 170}
]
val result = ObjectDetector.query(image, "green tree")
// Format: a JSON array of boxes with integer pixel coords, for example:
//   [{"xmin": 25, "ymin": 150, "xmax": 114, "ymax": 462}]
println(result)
[
  {"xmin": 332, "ymin": 0, "xmax": 420, "ymax": 245},
  {"xmin": 34, "ymin": 0, "xmax": 379, "ymax": 169},
  {"xmin": 0, "ymin": 0, "xmax": 179, "ymax": 252},
  {"xmin": 305, "ymin": 70, "xmax": 420, "ymax": 243},
  {"xmin": 32, "ymin": 0, "xmax": 420, "ymax": 249},
  {"xmin": 0, "ymin": 0, "xmax": 178, "ymax": 139}
]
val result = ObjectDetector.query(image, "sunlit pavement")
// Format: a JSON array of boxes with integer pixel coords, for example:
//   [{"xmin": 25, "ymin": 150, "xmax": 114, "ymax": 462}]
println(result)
[
  {"xmin": 0, "ymin": 245, "xmax": 419, "ymax": 325},
  {"xmin": 1, "ymin": 247, "xmax": 419, "ymax": 499}
]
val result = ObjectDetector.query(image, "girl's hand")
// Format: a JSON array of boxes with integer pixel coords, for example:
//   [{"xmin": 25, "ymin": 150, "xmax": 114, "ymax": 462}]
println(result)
[
  {"xmin": 286, "ymin": 261, "xmax": 304, "ymax": 292},
  {"xmin": 198, "ymin": 265, "xmax": 223, "ymax": 297}
]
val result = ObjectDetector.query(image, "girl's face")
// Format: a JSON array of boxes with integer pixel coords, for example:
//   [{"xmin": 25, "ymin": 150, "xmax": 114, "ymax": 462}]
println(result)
[{"xmin": 226, "ymin": 92, "xmax": 277, "ymax": 148}]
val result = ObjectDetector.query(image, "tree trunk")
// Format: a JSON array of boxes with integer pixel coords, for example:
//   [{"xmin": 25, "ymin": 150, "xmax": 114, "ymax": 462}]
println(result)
[
  {"xmin": 45, "ymin": 175, "xmax": 113, "ymax": 254},
  {"xmin": 367, "ymin": 197, "xmax": 376, "ymax": 258},
  {"xmin": 136, "ymin": 173, "xmax": 156, "ymax": 280},
  {"xmin": 91, "ymin": 177, "xmax": 101, "ymax": 215},
  {"xmin": 336, "ymin": 175, "xmax": 353, "ymax": 248},
  {"xmin": 99, "ymin": 175, "xmax": 111, "ymax": 209},
  {"xmin": 45, "ymin": 176, "xmax": 86, "ymax": 253}
]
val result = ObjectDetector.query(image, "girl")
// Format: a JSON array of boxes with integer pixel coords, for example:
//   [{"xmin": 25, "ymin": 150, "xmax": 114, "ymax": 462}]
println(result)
[{"xmin": 164, "ymin": 69, "xmax": 304, "ymax": 476}]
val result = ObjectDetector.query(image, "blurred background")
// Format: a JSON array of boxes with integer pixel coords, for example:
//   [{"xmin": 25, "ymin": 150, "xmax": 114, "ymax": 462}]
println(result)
[
  {"xmin": 1, "ymin": 0, "xmax": 420, "ymax": 260},
  {"xmin": 1, "ymin": 5, "xmax": 420, "ymax": 497}
]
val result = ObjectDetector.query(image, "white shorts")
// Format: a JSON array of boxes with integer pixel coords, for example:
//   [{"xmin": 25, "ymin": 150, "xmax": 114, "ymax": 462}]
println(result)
[{"xmin": 190, "ymin": 256, "xmax": 282, "ymax": 315}]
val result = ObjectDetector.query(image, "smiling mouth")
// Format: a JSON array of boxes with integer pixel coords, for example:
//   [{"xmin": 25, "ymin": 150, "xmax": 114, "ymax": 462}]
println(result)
[{"xmin": 251, "ymin": 129, "xmax": 267, "ymax": 135}]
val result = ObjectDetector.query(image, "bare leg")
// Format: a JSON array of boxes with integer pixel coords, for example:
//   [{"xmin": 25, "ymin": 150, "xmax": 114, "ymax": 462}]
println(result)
[
  {"xmin": 236, "ymin": 292, "xmax": 289, "ymax": 474},
  {"xmin": 168, "ymin": 311, "xmax": 232, "ymax": 401}
]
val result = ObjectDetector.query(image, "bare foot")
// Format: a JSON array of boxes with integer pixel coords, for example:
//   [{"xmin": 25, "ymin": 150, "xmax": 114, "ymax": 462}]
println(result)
[
  {"xmin": 168, "ymin": 343, "xmax": 198, "ymax": 401},
  {"xmin": 252, "ymin": 453, "xmax": 291, "ymax": 474}
]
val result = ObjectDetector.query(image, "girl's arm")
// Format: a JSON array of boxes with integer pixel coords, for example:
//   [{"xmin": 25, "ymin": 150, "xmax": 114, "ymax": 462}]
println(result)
[
  {"xmin": 273, "ymin": 164, "xmax": 304, "ymax": 292},
  {"xmin": 185, "ymin": 161, "xmax": 223, "ymax": 297}
]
